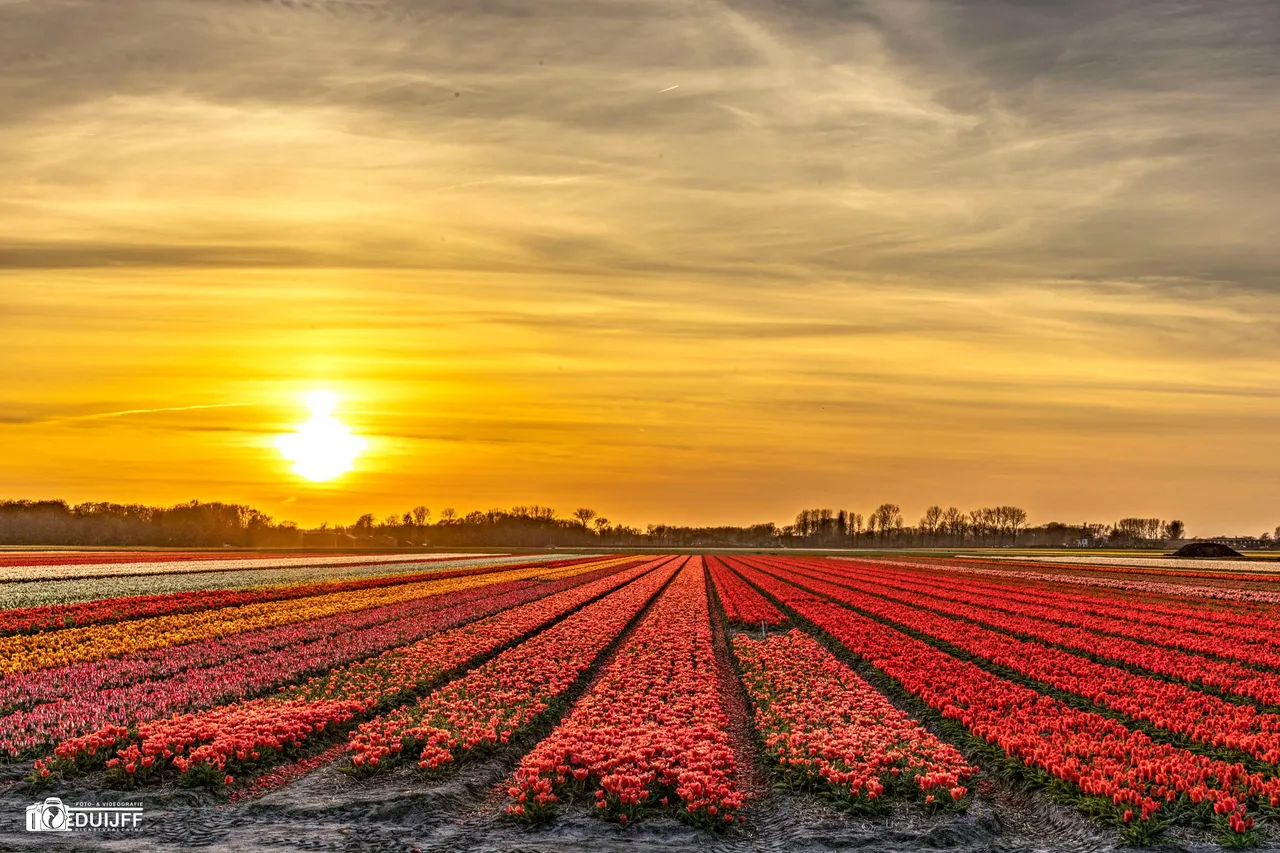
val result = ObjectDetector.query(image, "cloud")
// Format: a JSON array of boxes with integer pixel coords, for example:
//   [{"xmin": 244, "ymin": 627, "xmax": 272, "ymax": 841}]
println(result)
[
  {"xmin": 0, "ymin": 241, "xmax": 330, "ymax": 270},
  {"xmin": 3, "ymin": 0, "xmax": 1277, "ymax": 293},
  {"xmin": 2, "ymin": 0, "xmax": 1280, "ymax": 530}
]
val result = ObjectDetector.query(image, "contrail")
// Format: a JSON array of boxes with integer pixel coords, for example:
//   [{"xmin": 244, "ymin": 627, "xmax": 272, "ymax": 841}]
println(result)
[
  {"xmin": 658, "ymin": 85, "xmax": 679, "ymax": 93},
  {"xmin": 433, "ymin": 175, "xmax": 588, "ymax": 193},
  {"xmin": 66, "ymin": 403, "xmax": 253, "ymax": 422}
]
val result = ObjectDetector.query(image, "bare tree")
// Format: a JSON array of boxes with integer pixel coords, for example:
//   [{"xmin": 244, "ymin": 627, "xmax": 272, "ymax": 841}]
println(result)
[
  {"xmin": 573, "ymin": 507, "xmax": 597, "ymax": 529},
  {"xmin": 593, "ymin": 517, "xmax": 609, "ymax": 533},
  {"xmin": 967, "ymin": 509, "xmax": 989, "ymax": 546},
  {"xmin": 412, "ymin": 506, "xmax": 430, "ymax": 526},
  {"xmin": 1114, "ymin": 517, "xmax": 1164, "ymax": 545},
  {"xmin": 1003, "ymin": 506, "xmax": 1028, "ymax": 544},
  {"xmin": 794, "ymin": 510, "xmax": 812, "ymax": 539},
  {"xmin": 940, "ymin": 507, "xmax": 965, "ymax": 545},
  {"xmin": 848, "ymin": 512, "xmax": 863, "ymax": 539},
  {"xmin": 872, "ymin": 504, "xmax": 902, "ymax": 546},
  {"xmin": 920, "ymin": 506, "xmax": 943, "ymax": 545},
  {"xmin": 439, "ymin": 508, "xmax": 456, "ymax": 524},
  {"xmin": 1163, "ymin": 519, "xmax": 1185, "ymax": 541},
  {"xmin": 818, "ymin": 508, "xmax": 834, "ymax": 541}
]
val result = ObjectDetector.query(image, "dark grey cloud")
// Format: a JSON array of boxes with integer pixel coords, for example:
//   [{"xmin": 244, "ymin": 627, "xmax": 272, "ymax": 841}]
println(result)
[
  {"xmin": 0, "ymin": 241, "xmax": 331, "ymax": 269},
  {"xmin": 1, "ymin": 0, "xmax": 1278, "ymax": 301}
]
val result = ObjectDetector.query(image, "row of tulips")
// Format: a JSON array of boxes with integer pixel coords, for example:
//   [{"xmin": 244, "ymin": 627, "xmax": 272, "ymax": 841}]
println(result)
[
  {"xmin": 0, "ymin": 552, "xmax": 463, "ymax": 583},
  {"xmin": 936, "ymin": 556, "xmax": 1280, "ymax": 583},
  {"xmin": 0, "ymin": 562, "xmax": 613, "ymax": 716},
  {"xmin": 768, "ymin": 558, "xmax": 1280, "ymax": 708},
  {"xmin": 0, "ymin": 566, "xmax": 623, "ymax": 758},
  {"xmin": 0, "ymin": 554, "xmax": 568, "ymax": 612},
  {"xmin": 507, "ymin": 559, "xmax": 744, "ymax": 827},
  {"xmin": 898, "ymin": 562, "xmax": 1279, "ymax": 632},
  {"xmin": 0, "ymin": 555, "xmax": 604, "ymax": 637},
  {"xmin": 756, "ymin": 560, "xmax": 1280, "ymax": 766},
  {"xmin": 347, "ymin": 557, "xmax": 684, "ymax": 771},
  {"xmin": 0, "ymin": 556, "xmax": 639, "ymax": 676},
  {"xmin": 0, "ymin": 569, "xmax": 570, "ymax": 716},
  {"xmin": 731, "ymin": 560, "xmax": 1276, "ymax": 841},
  {"xmin": 868, "ymin": 558, "xmax": 1280, "ymax": 606},
  {"xmin": 852, "ymin": 557, "xmax": 1274, "ymax": 624},
  {"xmin": 706, "ymin": 556, "xmax": 784, "ymax": 627},
  {"xmin": 0, "ymin": 551, "xmax": 451, "ymax": 567},
  {"xmin": 732, "ymin": 630, "xmax": 975, "ymax": 810},
  {"xmin": 0, "ymin": 552, "xmax": 258, "ymax": 567},
  {"xmin": 820, "ymin": 560, "xmax": 1280, "ymax": 668},
  {"xmin": 36, "ymin": 559, "xmax": 661, "ymax": 786}
]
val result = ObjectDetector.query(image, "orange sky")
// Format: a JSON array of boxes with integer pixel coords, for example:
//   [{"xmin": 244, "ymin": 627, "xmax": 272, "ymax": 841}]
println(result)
[{"xmin": 2, "ymin": 1, "xmax": 1278, "ymax": 535}]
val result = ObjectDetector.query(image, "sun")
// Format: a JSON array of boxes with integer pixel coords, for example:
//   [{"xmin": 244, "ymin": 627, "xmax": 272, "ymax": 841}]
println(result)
[{"xmin": 275, "ymin": 391, "xmax": 367, "ymax": 482}]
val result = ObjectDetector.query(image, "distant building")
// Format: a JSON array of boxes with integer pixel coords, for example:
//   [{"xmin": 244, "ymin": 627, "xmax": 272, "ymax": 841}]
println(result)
[
  {"xmin": 1204, "ymin": 536, "xmax": 1266, "ymax": 550},
  {"xmin": 302, "ymin": 531, "xmax": 338, "ymax": 548}
]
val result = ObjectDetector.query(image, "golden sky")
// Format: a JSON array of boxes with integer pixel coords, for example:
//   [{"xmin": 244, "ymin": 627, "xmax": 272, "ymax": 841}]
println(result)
[{"xmin": 2, "ymin": 0, "xmax": 1278, "ymax": 534}]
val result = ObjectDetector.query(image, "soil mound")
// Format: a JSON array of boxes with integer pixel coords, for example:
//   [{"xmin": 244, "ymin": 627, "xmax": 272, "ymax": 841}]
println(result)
[{"xmin": 1172, "ymin": 541, "xmax": 1243, "ymax": 558}]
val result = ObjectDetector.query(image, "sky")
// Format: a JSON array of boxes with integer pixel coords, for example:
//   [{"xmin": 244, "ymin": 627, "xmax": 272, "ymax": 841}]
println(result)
[{"xmin": 2, "ymin": 0, "xmax": 1278, "ymax": 535}]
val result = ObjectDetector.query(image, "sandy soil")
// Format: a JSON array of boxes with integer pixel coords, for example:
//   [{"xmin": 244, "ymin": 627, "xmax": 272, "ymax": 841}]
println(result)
[
  {"xmin": 979, "ymin": 555, "xmax": 1280, "ymax": 572},
  {"xmin": 0, "ymin": 748, "xmax": 1128, "ymax": 853}
]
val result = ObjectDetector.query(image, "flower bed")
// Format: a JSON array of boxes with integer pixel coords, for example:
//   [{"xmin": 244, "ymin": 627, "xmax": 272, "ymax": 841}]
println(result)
[
  {"xmin": 348, "ymin": 557, "xmax": 683, "ymax": 771},
  {"xmin": 762, "ymin": 557, "xmax": 1280, "ymax": 708},
  {"xmin": 36, "ymin": 559, "xmax": 662, "ymax": 787},
  {"xmin": 707, "ymin": 556, "xmax": 784, "ymax": 627},
  {"xmin": 735, "ymin": 561, "xmax": 1274, "ymax": 844},
  {"xmin": 0, "ymin": 555, "xmax": 605, "ymax": 637},
  {"xmin": 0, "ymin": 554, "xmax": 574, "ymax": 611},
  {"xmin": 753, "ymin": 560, "xmax": 1280, "ymax": 766},
  {"xmin": 0, "ymin": 566, "xmax": 631, "ymax": 757},
  {"xmin": 507, "ymin": 559, "xmax": 743, "ymax": 827},
  {"xmin": 733, "ymin": 629, "xmax": 975, "ymax": 811},
  {"xmin": 0, "ymin": 556, "xmax": 638, "ymax": 675},
  {"xmin": 812, "ymin": 559, "xmax": 1280, "ymax": 667}
]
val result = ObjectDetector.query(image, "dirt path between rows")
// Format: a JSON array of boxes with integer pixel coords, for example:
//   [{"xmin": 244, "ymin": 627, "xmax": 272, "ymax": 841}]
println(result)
[{"xmin": 0, "ymin": 753, "xmax": 1117, "ymax": 853}]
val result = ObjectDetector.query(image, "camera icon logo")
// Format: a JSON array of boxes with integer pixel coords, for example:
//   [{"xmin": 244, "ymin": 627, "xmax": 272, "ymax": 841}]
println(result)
[{"xmin": 26, "ymin": 797, "xmax": 71, "ymax": 832}]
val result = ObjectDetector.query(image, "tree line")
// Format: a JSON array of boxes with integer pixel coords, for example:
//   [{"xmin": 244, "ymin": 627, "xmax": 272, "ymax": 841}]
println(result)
[
  {"xmin": 788, "ymin": 505, "xmax": 1189, "ymax": 548},
  {"xmin": 0, "ymin": 500, "xmax": 297, "ymax": 548},
  {"xmin": 0, "ymin": 497, "xmax": 1274, "ymax": 549}
]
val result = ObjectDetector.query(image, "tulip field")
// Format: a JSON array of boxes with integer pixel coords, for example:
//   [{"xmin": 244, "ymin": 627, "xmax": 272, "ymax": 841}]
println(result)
[{"xmin": 2, "ymin": 550, "xmax": 1280, "ymax": 851}]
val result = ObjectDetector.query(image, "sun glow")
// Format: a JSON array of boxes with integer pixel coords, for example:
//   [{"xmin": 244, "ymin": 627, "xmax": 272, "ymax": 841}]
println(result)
[{"xmin": 275, "ymin": 391, "xmax": 367, "ymax": 482}]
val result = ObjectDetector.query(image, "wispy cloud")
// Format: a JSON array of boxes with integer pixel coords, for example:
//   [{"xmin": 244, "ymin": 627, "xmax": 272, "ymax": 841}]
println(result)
[
  {"xmin": 3, "ymin": 0, "xmax": 1277, "ymax": 291},
  {"xmin": 1, "ymin": 0, "xmax": 1278, "ymax": 530},
  {"xmin": 64, "ymin": 403, "xmax": 254, "ymax": 422},
  {"xmin": 2, "ymin": 403, "xmax": 256, "ymax": 427}
]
